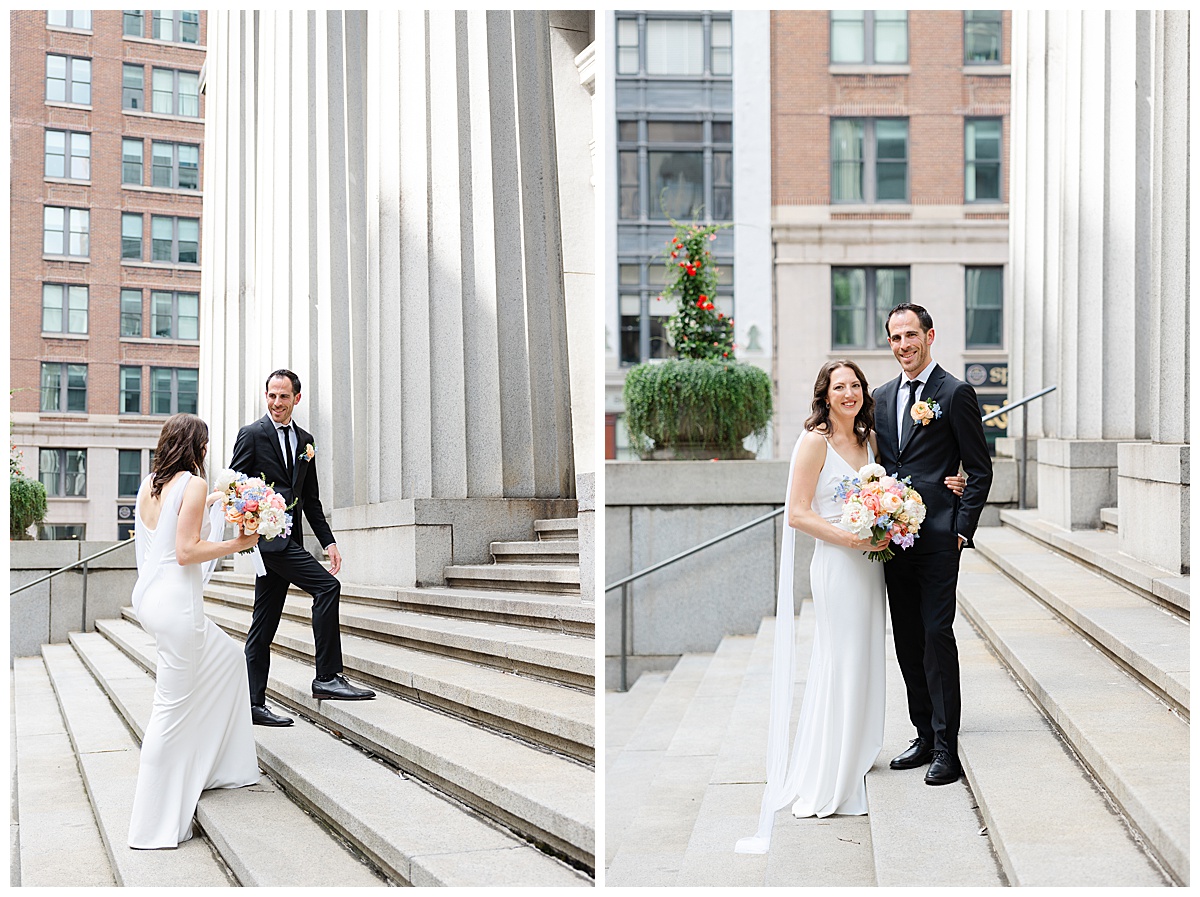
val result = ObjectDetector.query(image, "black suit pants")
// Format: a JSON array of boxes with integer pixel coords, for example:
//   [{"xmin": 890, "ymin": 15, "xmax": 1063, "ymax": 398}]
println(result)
[
  {"xmin": 245, "ymin": 540, "xmax": 343, "ymax": 706},
  {"xmin": 884, "ymin": 548, "xmax": 962, "ymax": 758}
]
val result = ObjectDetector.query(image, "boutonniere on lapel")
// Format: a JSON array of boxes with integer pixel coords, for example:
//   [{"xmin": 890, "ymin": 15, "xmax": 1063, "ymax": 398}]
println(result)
[
  {"xmin": 910, "ymin": 399, "xmax": 942, "ymax": 427},
  {"xmin": 301, "ymin": 443, "xmax": 316, "ymax": 462}
]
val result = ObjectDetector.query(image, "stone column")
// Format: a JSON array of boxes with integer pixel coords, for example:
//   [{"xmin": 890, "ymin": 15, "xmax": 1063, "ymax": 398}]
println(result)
[{"xmin": 201, "ymin": 11, "xmax": 584, "ymax": 587}]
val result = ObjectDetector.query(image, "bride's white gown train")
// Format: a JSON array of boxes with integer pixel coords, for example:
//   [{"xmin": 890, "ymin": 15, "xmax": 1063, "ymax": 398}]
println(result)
[
  {"xmin": 127, "ymin": 472, "xmax": 259, "ymax": 849},
  {"xmin": 735, "ymin": 434, "xmax": 885, "ymax": 853}
]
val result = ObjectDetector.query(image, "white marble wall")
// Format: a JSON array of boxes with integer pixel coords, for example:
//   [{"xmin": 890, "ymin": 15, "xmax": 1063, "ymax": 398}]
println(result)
[
  {"xmin": 1010, "ymin": 11, "xmax": 1189, "ymax": 570},
  {"xmin": 200, "ymin": 11, "xmax": 592, "ymax": 586}
]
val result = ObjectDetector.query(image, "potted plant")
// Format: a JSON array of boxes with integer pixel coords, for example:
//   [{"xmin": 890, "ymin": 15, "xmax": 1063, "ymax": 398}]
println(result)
[
  {"xmin": 623, "ymin": 222, "xmax": 773, "ymax": 459},
  {"xmin": 10, "ymin": 443, "xmax": 47, "ymax": 539}
]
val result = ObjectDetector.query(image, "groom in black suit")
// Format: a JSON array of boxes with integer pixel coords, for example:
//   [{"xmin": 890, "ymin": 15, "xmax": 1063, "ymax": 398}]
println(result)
[
  {"xmin": 230, "ymin": 369, "xmax": 374, "ymax": 727},
  {"xmin": 872, "ymin": 305, "xmax": 992, "ymax": 785}
]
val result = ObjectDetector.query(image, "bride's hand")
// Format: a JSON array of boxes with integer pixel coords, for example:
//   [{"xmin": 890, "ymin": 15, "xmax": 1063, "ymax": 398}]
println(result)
[
  {"xmin": 231, "ymin": 526, "xmax": 259, "ymax": 552},
  {"xmin": 945, "ymin": 473, "xmax": 967, "ymax": 496},
  {"xmin": 849, "ymin": 533, "xmax": 890, "ymax": 552}
]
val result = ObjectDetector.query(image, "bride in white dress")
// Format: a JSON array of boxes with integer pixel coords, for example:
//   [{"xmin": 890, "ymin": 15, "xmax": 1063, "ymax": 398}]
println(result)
[
  {"xmin": 736, "ymin": 361, "xmax": 964, "ymax": 853},
  {"xmin": 128, "ymin": 413, "xmax": 262, "ymax": 849}
]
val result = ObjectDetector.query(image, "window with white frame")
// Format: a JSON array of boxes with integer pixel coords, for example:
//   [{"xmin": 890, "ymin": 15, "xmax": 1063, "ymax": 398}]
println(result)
[
  {"xmin": 46, "ymin": 54, "xmax": 91, "ymax": 104},
  {"xmin": 43, "ymin": 207, "xmax": 89, "ymax": 257},
  {"xmin": 45, "ymin": 129, "xmax": 90, "ymax": 180},
  {"xmin": 616, "ymin": 14, "xmax": 734, "ymax": 79},
  {"xmin": 42, "ymin": 284, "xmax": 88, "ymax": 335}
]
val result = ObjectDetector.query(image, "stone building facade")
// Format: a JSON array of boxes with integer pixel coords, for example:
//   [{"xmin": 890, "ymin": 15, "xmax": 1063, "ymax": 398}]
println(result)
[
  {"xmin": 771, "ymin": 10, "xmax": 1011, "ymax": 456},
  {"xmin": 10, "ymin": 10, "xmax": 208, "ymax": 540},
  {"xmin": 1009, "ymin": 10, "xmax": 1190, "ymax": 574},
  {"xmin": 199, "ymin": 11, "xmax": 596, "ymax": 593}
]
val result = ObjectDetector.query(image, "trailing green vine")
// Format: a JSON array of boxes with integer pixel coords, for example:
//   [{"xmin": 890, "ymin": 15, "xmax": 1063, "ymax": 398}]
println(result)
[{"xmin": 10, "ymin": 442, "xmax": 46, "ymax": 540}]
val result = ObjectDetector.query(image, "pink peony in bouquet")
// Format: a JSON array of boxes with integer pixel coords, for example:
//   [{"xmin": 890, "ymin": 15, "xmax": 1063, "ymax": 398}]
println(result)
[
  {"xmin": 834, "ymin": 462, "xmax": 926, "ymax": 563},
  {"xmin": 213, "ymin": 468, "xmax": 293, "ymax": 549}
]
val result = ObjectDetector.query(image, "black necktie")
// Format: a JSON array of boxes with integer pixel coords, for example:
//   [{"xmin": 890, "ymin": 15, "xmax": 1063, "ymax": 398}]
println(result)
[
  {"xmin": 900, "ymin": 380, "xmax": 920, "ymax": 448},
  {"xmin": 281, "ymin": 425, "xmax": 294, "ymax": 478}
]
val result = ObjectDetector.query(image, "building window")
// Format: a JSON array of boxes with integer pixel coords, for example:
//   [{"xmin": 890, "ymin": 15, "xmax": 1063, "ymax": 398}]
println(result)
[
  {"xmin": 42, "ymin": 284, "xmax": 88, "ymax": 335},
  {"xmin": 964, "ymin": 11, "xmax": 1002, "ymax": 64},
  {"xmin": 965, "ymin": 118, "xmax": 1002, "ymax": 202},
  {"xmin": 123, "ymin": 64, "xmax": 144, "ymax": 110},
  {"xmin": 966, "ymin": 267, "xmax": 1003, "ymax": 347},
  {"xmin": 830, "ymin": 11, "xmax": 908, "ymax": 65},
  {"xmin": 38, "ymin": 524, "xmax": 86, "ymax": 540},
  {"xmin": 152, "ymin": 10, "xmax": 200, "ymax": 44},
  {"xmin": 831, "ymin": 118, "xmax": 908, "ymax": 203},
  {"xmin": 46, "ymin": 54, "xmax": 91, "ymax": 105},
  {"xmin": 150, "ymin": 368, "xmax": 198, "ymax": 415},
  {"xmin": 151, "ymin": 141, "xmax": 200, "ymax": 190},
  {"xmin": 151, "ymin": 216, "xmax": 199, "ymax": 264},
  {"xmin": 122, "ymin": 213, "xmax": 143, "ymax": 259},
  {"xmin": 711, "ymin": 19, "xmax": 732, "ymax": 76},
  {"xmin": 121, "ymin": 289, "xmax": 143, "ymax": 336},
  {"xmin": 646, "ymin": 19, "xmax": 703, "ymax": 76},
  {"xmin": 44, "ymin": 207, "xmax": 89, "ymax": 257},
  {"xmin": 617, "ymin": 17, "xmax": 639, "ymax": 75},
  {"xmin": 47, "ymin": 10, "xmax": 92, "ymax": 30},
  {"xmin": 620, "ymin": 119, "xmax": 733, "ymax": 222},
  {"xmin": 151, "ymin": 291, "xmax": 199, "ymax": 340},
  {"xmin": 124, "ymin": 9, "xmax": 144, "ymax": 37},
  {"xmin": 118, "ymin": 450, "xmax": 144, "ymax": 497},
  {"xmin": 39, "ymin": 449, "xmax": 87, "ymax": 497},
  {"xmin": 45, "ymin": 130, "xmax": 90, "ymax": 180},
  {"xmin": 122, "ymin": 138, "xmax": 144, "ymax": 185},
  {"xmin": 40, "ymin": 363, "xmax": 88, "ymax": 413},
  {"xmin": 832, "ymin": 267, "xmax": 911, "ymax": 349},
  {"xmin": 619, "ymin": 260, "xmax": 733, "ymax": 366},
  {"xmin": 120, "ymin": 366, "xmax": 142, "ymax": 414},
  {"xmin": 151, "ymin": 68, "xmax": 200, "ymax": 117}
]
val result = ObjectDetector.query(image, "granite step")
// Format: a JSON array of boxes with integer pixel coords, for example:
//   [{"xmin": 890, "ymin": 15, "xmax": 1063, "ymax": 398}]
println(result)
[
  {"xmin": 604, "ymin": 670, "xmax": 669, "ymax": 773},
  {"xmin": 444, "ymin": 563, "xmax": 581, "ymax": 595},
  {"xmin": 957, "ymin": 548, "xmax": 1186, "ymax": 885},
  {"xmin": 604, "ymin": 653, "xmax": 712, "ymax": 873},
  {"xmin": 206, "ymin": 571, "xmax": 594, "ymax": 635},
  {"xmin": 607, "ymin": 635, "xmax": 756, "ymax": 886},
  {"xmin": 12, "ymin": 656, "xmax": 115, "ymax": 887},
  {"xmin": 974, "ymin": 525, "xmax": 1189, "ymax": 717},
  {"xmin": 66, "ymin": 631, "xmax": 385, "ymax": 886},
  {"xmin": 109, "ymin": 614, "xmax": 595, "ymax": 874},
  {"xmin": 1100, "ymin": 506, "xmax": 1119, "ymax": 532},
  {"xmin": 200, "ymin": 584, "xmax": 593, "ymax": 689},
  {"xmin": 492, "ymin": 539, "xmax": 580, "ymax": 565},
  {"xmin": 999, "ymin": 509, "xmax": 1189, "ymax": 618},
  {"xmin": 73, "ymin": 630, "xmax": 587, "ymax": 887},
  {"xmin": 105, "ymin": 608, "xmax": 593, "ymax": 763},
  {"xmin": 39, "ymin": 644, "xmax": 235, "ymax": 887},
  {"xmin": 535, "ymin": 518, "xmax": 579, "ymax": 541}
]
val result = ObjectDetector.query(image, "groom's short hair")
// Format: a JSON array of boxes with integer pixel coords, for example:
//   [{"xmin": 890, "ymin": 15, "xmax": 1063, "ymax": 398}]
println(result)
[
  {"xmin": 885, "ymin": 303, "xmax": 934, "ymax": 336},
  {"xmin": 266, "ymin": 369, "xmax": 301, "ymax": 393}
]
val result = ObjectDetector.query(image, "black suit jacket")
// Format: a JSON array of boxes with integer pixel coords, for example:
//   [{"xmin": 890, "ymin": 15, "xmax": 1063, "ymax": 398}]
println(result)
[
  {"xmin": 229, "ymin": 414, "xmax": 335, "ymax": 553},
  {"xmin": 873, "ymin": 364, "xmax": 993, "ymax": 554}
]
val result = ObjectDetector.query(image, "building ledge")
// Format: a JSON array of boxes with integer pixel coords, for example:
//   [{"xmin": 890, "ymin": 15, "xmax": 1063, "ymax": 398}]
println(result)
[
  {"xmin": 41, "ymin": 332, "xmax": 88, "ymax": 341},
  {"xmin": 44, "ymin": 177, "xmax": 91, "ymax": 187},
  {"xmin": 963, "ymin": 64, "xmax": 1011, "ymax": 76},
  {"xmin": 46, "ymin": 25, "xmax": 94, "ymax": 36},
  {"xmin": 42, "ymin": 255, "xmax": 89, "ymax": 264},
  {"xmin": 123, "ymin": 184, "xmax": 202, "ymax": 198},
  {"xmin": 124, "ymin": 35, "xmax": 207, "ymax": 52},
  {"xmin": 121, "ymin": 261, "xmax": 201, "ymax": 272},
  {"xmin": 44, "ymin": 101, "xmax": 92, "ymax": 112},
  {"xmin": 119, "ymin": 336, "xmax": 200, "ymax": 347},
  {"xmin": 829, "ymin": 64, "xmax": 911, "ymax": 76},
  {"xmin": 123, "ymin": 108, "xmax": 203, "ymax": 125}
]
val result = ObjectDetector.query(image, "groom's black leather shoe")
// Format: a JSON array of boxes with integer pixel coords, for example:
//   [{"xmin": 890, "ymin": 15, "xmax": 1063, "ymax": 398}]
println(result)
[
  {"xmin": 312, "ymin": 674, "xmax": 376, "ymax": 700},
  {"xmin": 251, "ymin": 704, "xmax": 294, "ymax": 727},
  {"xmin": 889, "ymin": 737, "xmax": 934, "ymax": 770},
  {"xmin": 924, "ymin": 750, "xmax": 962, "ymax": 786}
]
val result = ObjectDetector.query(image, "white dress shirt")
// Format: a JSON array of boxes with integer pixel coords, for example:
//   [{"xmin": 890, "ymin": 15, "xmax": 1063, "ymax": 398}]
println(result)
[
  {"xmin": 273, "ymin": 420, "xmax": 298, "ymax": 469},
  {"xmin": 896, "ymin": 360, "xmax": 938, "ymax": 439}
]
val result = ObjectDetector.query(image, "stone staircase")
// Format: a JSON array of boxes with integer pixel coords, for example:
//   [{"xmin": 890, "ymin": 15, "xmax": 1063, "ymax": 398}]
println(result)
[
  {"xmin": 12, "ymin": 517, "xmax": 594, "ymax": 887},
  {"xmin": 606, "ymin": 510, "xmax": 1188, "ymax": 886}
]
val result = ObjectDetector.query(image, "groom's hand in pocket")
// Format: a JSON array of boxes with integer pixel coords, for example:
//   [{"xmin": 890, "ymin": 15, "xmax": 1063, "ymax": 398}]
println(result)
[{"xmin": 326, "ymin": 543, "xmax": 342, "ymax": 576}]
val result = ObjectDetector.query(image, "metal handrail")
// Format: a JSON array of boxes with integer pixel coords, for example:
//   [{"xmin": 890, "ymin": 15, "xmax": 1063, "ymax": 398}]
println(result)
[
  {"xmin": 9, "ymin": 537, "xmax": 135, "ymax": 633},
  {"xmin": 607, "ymin": 384, "xmax": 1057, "ymax": 691}
]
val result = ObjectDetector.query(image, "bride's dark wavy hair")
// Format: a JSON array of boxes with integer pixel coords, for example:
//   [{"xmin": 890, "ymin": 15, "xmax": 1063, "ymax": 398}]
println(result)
[
  {"xmin": 150, "ymin": 413, "xmax": 208, "ymax": 497},
  {"xmin": 804, "ymin": 360, "xmax": 874, "ymax": 446}
]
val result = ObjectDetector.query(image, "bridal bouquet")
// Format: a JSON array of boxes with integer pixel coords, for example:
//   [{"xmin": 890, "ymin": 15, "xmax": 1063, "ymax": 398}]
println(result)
[
  {"xmin": 213, "ymin": 468, "xmax": 293, "ymax": 547},
  {"xmin": 834, "ymin": 463, "xmax": 926, "ymax": 563}
]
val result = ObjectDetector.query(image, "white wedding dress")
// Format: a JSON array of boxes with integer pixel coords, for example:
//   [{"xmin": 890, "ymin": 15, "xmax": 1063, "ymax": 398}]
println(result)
[
  {"xmin": 735, "ymin": 433, "xmax": 886, "ymax": 853},
  {"xmin": 127, "ymin": 472, "xmax": 260, "ymax": 849}
]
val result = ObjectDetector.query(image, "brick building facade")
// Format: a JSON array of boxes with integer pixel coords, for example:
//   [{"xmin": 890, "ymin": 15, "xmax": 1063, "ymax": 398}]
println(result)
[
  {"xmin": 770, "ymin": 11, "xmax": 1011, "ymax": 456},
  {"xmin": 10, "ymin": 10, "xmax": 207, "ymax": 539}
]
